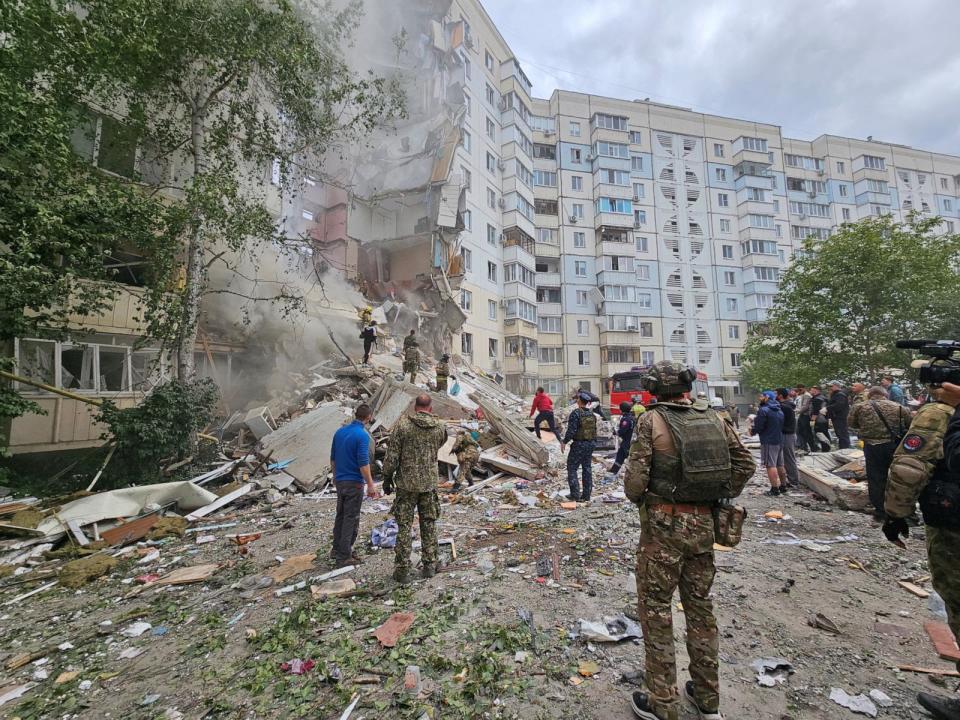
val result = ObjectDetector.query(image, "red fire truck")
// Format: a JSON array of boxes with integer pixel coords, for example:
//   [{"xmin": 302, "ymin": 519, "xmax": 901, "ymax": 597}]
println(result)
[{"xmin": 608, "ymin": 366, "xmax": 710, "ymax": 415}]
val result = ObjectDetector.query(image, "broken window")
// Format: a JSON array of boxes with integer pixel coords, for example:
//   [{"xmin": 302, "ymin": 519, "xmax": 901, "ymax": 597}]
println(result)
[
  {"xmin": 60, "ymin": 344, "xmax": 96, "ymax": 390},
  {"xmin": 131, "ymin": 349, "xmax": 162, "ymax": 392},
  {"xmin": 461, "ymin": 332, "xmax": 473, "ymax": 355},
  {"xmin": 533, "ymin": 143, "xmax": 556, "ymax": 160},
  {"xmin": 99, "ymin": 346, "xmax": 129, "ymax": 391},
  {"xmin": 17, "ymin": 339, "xmax": 56, "ymax": 386},
  {"xmin": 534, "ymin": 199, "xmax": 558, "ymax": 216}
]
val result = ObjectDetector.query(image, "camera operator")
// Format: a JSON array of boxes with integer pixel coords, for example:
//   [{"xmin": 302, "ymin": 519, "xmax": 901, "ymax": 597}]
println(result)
[{"xmin": 884, "ymin": 379, "xmax": 960, "ymax": 719}]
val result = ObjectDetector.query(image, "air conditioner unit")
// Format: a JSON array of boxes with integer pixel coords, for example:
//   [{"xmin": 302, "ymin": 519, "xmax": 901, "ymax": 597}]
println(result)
[
  {"xmin": 497, "ymin": 198, "xmax": 506, "ymax": 209},
  {"xmin": 463, "ymin": 35, "xmax": 474, "ymax": 49},
  {"xmin": 497, "ymin": 98, "xmax": 508, "ymax": 112},
  {"xmin": 497, "ymin": 160, "xmax": 505, "ymax": 171},
  {"xmin": 498, "ymin": 299, "xmax": 508, "ymax": 309},
  {"xmin": 585, "ymin": 154, "xmax": 596, "ymax": 162},
  {"xmin": 817, "ymin": 169, "xmax": 825, "ymax": 176},
  {"xmin": 799, "ymin": 212, "xmax": 807, "ymax": 219},
  {"xmin": 633, "ymin": 221, "xmax": 641, "ymax": 228},
  {"xmin": 625, "ymin": 324, "xmax": 639, "ymax": 332},
  {"xmin": 807, "ymin": 191, "xmax": 816, "ymax": 199},
  {"xmin": 543, "ymin": 129, "xmax": 555, "ymax": 136},
  {"xmin": 568, "ymin": 215, "xmax": 579, "ymax": 223}
]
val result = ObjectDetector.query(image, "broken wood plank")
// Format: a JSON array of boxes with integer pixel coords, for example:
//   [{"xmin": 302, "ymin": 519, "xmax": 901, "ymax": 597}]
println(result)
[
  {"xmin": 86, "ymin": 445, "xmax": 116, "ymax": 492},
  {"xmin": 99, "ymin": 512, "xmax": 160, "ymax": 547},
  {"xmin": 479, "ymin": 445, "xmax": 540, "ymax": 480},
  {"xmin": 0, "ymin": 523, "xmax": 45, "ymax": 539},
  {"xmin": 65, "ymin": 520, "xmax": 89, "ymax": 547},
  {"xmin": 462, "ymin": 472, "xmax": 506, "ymax": 495},
  {"xmin": 898, "ymin": 580, "xmax": 930, "ymax": 599},
  {"xmin": 470, "ymin": 393, "xmax": 548, "ymax": 466},
  {"xmin": 897, "ymin": 664, "xmax": 960, "ymax": 677},
  {"xmin": 925, "ymin": 621, "xmax": 960, "ymax": 662},
  {"xmin": 154, "ymin": 563, "xmax": 219, "ymax": 586},
  {"xmin": 185, "ymin": 483, "xmax": 252, "ymax": 522}
]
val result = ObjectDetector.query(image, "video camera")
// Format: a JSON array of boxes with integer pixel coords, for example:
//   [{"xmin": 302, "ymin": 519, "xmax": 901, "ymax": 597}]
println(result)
[{"xmin": 896, "ymin": 339, "xmax": 960, "ymax": 386}]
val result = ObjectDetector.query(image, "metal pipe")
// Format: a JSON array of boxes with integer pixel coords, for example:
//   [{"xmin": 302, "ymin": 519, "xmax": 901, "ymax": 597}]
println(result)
[{"xmin": 0, "ymin": 369, "xmax": 103, "ymax": 406}]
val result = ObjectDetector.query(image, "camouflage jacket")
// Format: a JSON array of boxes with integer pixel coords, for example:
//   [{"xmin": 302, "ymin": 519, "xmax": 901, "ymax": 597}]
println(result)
[
  {"xmin": 849, "ymin": 398, "xmax": 912, "ymax": 444},
  {"xmin": 436, "ymin": 361, "xmax": 449, "ymax": 378},
  {"xmin": 452, "ymin": 433, "xmax": 479, "ymax": 462},
  {"xmin": 403, "ymin": 334, "xmax": 419, "ymax": 350},
  {"xmin": 382, "ymin": 412, "xmax": 448, "ymax": 493},
  {"xmin": 625, "ymin": 402, "xmax": 756, "ymax": 506},
  {"xmin": 885, "ymin": 401, "xmax": 954, "ymax": 518}
]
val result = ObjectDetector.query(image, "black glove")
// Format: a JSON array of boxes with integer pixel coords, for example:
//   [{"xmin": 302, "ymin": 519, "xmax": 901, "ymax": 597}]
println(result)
[
  {"xmin": 882, "ymin": 517, "xmax": 909, "ymax": 548},
  {"xmin": 382, "ymin": 475, "xmax": 394, "ymax": 495}
]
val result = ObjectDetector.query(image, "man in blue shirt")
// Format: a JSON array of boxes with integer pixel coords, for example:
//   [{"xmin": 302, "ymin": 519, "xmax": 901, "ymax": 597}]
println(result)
[
  {"xmin": 882, "ymin": 375, "xmax": 907, "ymax": 406},
  {"xmin": 330, "ymin": 404, "xmax": 379, "ymax": 568}
]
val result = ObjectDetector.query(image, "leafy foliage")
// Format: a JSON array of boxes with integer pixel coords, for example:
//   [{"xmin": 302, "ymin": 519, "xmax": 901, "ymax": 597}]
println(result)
[
  {"xmin": 96, "ymin": 379, "xmax": 219, "ymax": 485},
  {"xmin": 741, "ymin": 215, "xmax": 960, "ymax": 389}
]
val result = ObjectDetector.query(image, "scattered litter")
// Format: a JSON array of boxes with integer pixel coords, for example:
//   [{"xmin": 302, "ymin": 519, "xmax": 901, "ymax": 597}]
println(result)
[
  {"xmin": 135, "ymin": 573, "xmax": 161, "ymax": 584},
  {"xmin": 141, "ymin": 693, "xmax": 161, "ymax": 706},
  {"xmin": 137, "ymin": 549, "xmax": 161, "ymax": 564},
  {"xmin": 808, "ymin": 613, "xmax": 841, "ymax": 634},
  {"xmin": 121, "ymin": 621, "xmax": 152, "ymax": 638},
  {"xmin": 514, "ymin": 651, "xmax": 529, "ymax": 663},
  {"xmin": 374, "ymin": 612, "xmax": 415, "ymax": 647},
  {"xmin": 195, "ymin": 535, "xmax": 216, "ymax": 545},
  {"xmin": 403, "ymin": 665, "xmax": 421, "ymax": 695},
  {"xmin": 476, "ymin": 553, "xmax": 495, "ymax": 573},
  {"xmin": 266, "ymin": 553, "xmax": 316, "ymax": 584},
  {"xmin": 371, "ymin": 519, "xmax": 399, "ymax": 549},
  {"xmin": 147, "ymin": 517, "xmax": 189, "ymax": 540},
  {"xmin": 152, "ymin": 626, "xmax": 169, "ymax": 636},
  {"xmin": 60, "ymin": 555, "xmax": 119, "ymax": 588},
  {"xmin": 119, "ymin": 647, "xmax": 145, "ymax": 659},
  {"xmin": 280, "ymin": 659, "xmax": 315, "ymax": 675},
  {"xmin": 829, "ymin": 688, "xmax": 877, "ymax": 717},
  {"xmin": 578, "ymin": 660, "xmax": 600, "ymax": 677},
  {"xmin": 578, "ymin": 616, "xmax": 643, "ymax": 643},
  {"xmin": 0, "ymin": 684, "xmax": 34, "ymax": 707},
  {"xmin": 925, "ymin": 621, "xmax": 960, "ymax": 662},
  {"xmin": 898, "ymin": 580, "xmax": 929, "ymax": 599},
  {"xmin": 310, "ymin": 578, "xmax": 356, "ymax": 598},
  {"xmin": 55, "ymin": 671, "xmax": 79, "ymax": 684},
  {"xmin": 799, "ymin": 540, "xmax": 831, "ymax": 553},
  {"xmin": 751, "ymin": 657, "xmax": 793, "ymax": 687},
  {"xmin": 57, "ymin": 642, "xmax": 74, "ymax": 651},
  {"xmin": 764, "ymin": 510, "xmax": 784, "ymax": 520},
  {"xmin": 762, "ymin": 534, "xmax": 858, "ymax": 546},
  {"xmin": 869, "ymin": 690, "xmax": 893, "ymax": 708},
  {"xmin": 560, "ymin": 502, "xmax": 578, "ymax": 511},
  {"xmin": 152, "ymin": 563, "xmax": 219, "ymax": 586}
]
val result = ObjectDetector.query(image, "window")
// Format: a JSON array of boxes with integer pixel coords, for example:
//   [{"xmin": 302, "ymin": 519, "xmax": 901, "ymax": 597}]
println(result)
[
  {"xmin": 301, "ymin": 209, "xmax": 314, "ymax": 221},
  {"xmin": 533, "ymin": 143, "xmax": 556, "ymax": 160},
  {"xmin": 539, "ymin": 347, "xmax": 563, "ymax": 363},
  {"xmin": 597, "ymin": 197, "xmax": 632, "ymax": 214},
  {"xmin": 719, "ymin": 219, "xmax": 731, "ymax": 233},
  {"xmin": 569, "ymin": 121, "xmax": 581, "ymax": 137},
  {"xmin": 728, "ymin": 325, "xmax": 740, "ymax": 339},
  {"xmin": 459, "ymin": 289, "xmax": 473, "ymax": 311},
  {"xmin": 898, "ymin": 171, "xmax": 910, "ymax": 184},
  {"xmin": 506, "ymin": 299, "xmax": 537, "ymax": 323},
  {"xmin": 599, "ymin": 168, "xmax": 630, "ymax": 186},
  {"xmin": 789, "ymin": 201, "xmax": 830, "ymax": 217},
  {"xmin": 535, "ymin": 198, "xmax": 558, "ymax": 215},
  {"xmin": 631, "ymin": 155, "xmax": 644, "ymax": 171},
  {"xmin": 836, "ymin": 160, "xmax": 845, "ymax": 173},
  {"xmin": 722, "ymin": 244, "xmax": 733, "ymax": 259},
  {"xmin": 504, "ymin": 262, "xmax": 535, "ymax": 286},
  {"xmin": 714, "ymin": 143, "xmax": 724, "ymax": 158},
  {"xmin": 723, "ymin": 270, "xmax": 736, "ymax": 286},
  {"xmin": 634, "ymin": 209, "xmax": 647, "ymax": 225},
  {"xmin": 715, "ymin": 168, "xmax": 727, "ymax": 182},
  {"xmin": 484, "ymin": 50, "xmax": 494, "ymax": 71},
  {"xmin": 578, "ymin": 350, "xmax": 590, "ymax": 366},
  {"xmin": 487, "ymin": 261, "xmax": 498, "ymax": 282},
  {"xmin": 537, "ymin": 228, "xmax": 558, "ymax": 245},
  {"xmin": 72, "ymin": 108, "xmax": 139, "ymax": 179},
  {"xmin": 946, "ymin": 199, "xmax": 953, "ymax": 211},
  {"xmin": 572, "ymin": 203, "xmax": 584, "ymax": 219},
  {"xmin": 487, "ymin": 187, "xmax": 497, "ymax": 209},
  {"xmin": 576, "ymin": 320, "xmax": 588, "ymax": 336},
  {"xmin": 784, "ymin": 154, "xmax": 824, "ymax": 171},
  {"xmin": 839, "ymin": 184, "xmax": 847, "ymax": 197},
  {"xmin": 572, "ymin": 175, "xmax": 583, "ymax": 191},
  {"xmin": 629, "ymin": 131, "xmax": 643, "ymax": 144},
  {"xmin": 730, "ymin": 352, "xmax": 742, "ymax": 368},
  {"xmin": 534, "ymin": 170, "xmax": 557, "ymax": 187},
  {"xmin": 636, "ymin": 235, "xmax": 649, "ymax": 252},
  {"xmin": 637, "ymin": 264, "xmax": 650, "ymax": 280},
  {"xmin": 792, "ymin": 226, "xmax": 829, "ymax": 241},
  {"xmin": 461, "ymin": 332, "xmax": 473, "ymax": 355},
  {"xmin": 461, "ymin": 166, "xmax": 471, "ymax": 192},
  {"xmin": 486, "ymin": 224, "xmax": 497, "ymax": 246},
  {"xmin": 632, "ymin": 182, "xmax": 645, "ymax": 200},
  {"xmin": 462, "ymin": 54, "xmax": 471, "ymax": 79},
  {"xmin": 741, "ymin": 137, "xmax": 767, "ymax": 152},
  {"xmin": 486, "ymin": 116, "xmax": 496, "ymax": 138},
  {"xmin": 603, "ymin": 255, "xmax": 634, "ymax": 272},
  {"xmin": 486, "ymin": 152, "xmax": 497, "ymax": 174},
  {"xmin": 867, "ymin": 179, "xmax": 888, "ymax": 192},
  {"xmin": 863, "ymin": 155, "xmax": 885, "ymax": 170},
  {"xmin": 530, "ymin": 115, "xmax": 556, "ymax": 133},
  {"xmin": 726, "ymin": 298, "xmax": 738, "ymax": 312},
  {"xmin": 942, "ymin": 177, "xmax": 949, "ymax": 190},
  {"xmin": 749, "ymin": 214, "xmax": 773, "ymax": 228},
  {"xmin": 756, "ymin": 294, "xmax": 775, "ymax": 308},
  {"xmin": 464, "ymin": 91, "xmax": 471, "ymax": 116},
  {"xmin": 603, "ymin": 285, "xmax": 635, "ymax": 302},
  {"xmin": 460, "ymin": 247, "xmax": 472, "ymax": 271},
  {"xmin": 483, "ymin": 299, "xmax": 496, "ymax": 321},
  {"xmin": 463, "ymin": 210, "xmax": 472, "ymax": 229},
  {"xmin": 595, "ymin": 141, "xmax": 629, "ymax": 159},
  {"xmin": 485, "ymin": 84, "xmax": 496, "ymax": 106},
  {"xmin": 575, "ymin": 290, "xmax": 588, "ymax": 307},
  {"xmin": 741, "ymin": 239, "xmax": 778, "ymax": 255},
  {"xmin": 641, "ymin": 351, "xmax": 655, "ymax": 366},
  {"xmin": 718, "ymin": 193, "xmax": 729, "ymax": 207},
  {"xmin": 573, "ymin": 231, "xmax": 586, "ymax": 248},
  {"xmin": 538, "ymin": 316, "xmax": 562, "ymax": 333},
  {"xmin": 462, "ymin": 130, "xmax": 471, "ymax": 151},
  {"xmin": 574, "ymin": 260, "xmax": 587, "ymax": 277},
  {"xmin": 488, "ymin": 338, "xmax": 498, "ymax": 358},
  {"xmin": 842, "ymin": 207, "xmax": 851, "ymax": 220},
  {"xmin": 639, "ymin": 322, "xmax": 654, "ymax": 338},
  {"xmin": 570, "ymin": 148, "xmax": 582, "ymax": 164},
  {"xmin": 947, "ymin": 221, "xmax": 955, "ymax": 233},
  {"xmin": 593, "ymin": 113, "xmax": 629, "ymax": 131},
  {"xmin": 754, "ymin": 267, "xmax": 779, "ymax": 281}
]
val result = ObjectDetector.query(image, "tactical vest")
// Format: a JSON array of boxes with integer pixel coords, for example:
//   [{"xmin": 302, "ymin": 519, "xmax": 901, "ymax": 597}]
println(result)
[
  {"xmin": 437, "ymin": 362, "xmax": 449, "ymax": 378},
  {"xmin": 404, "ymin": 346, "xmax": 418, "ymax": 363},
  {"xmin": 918, "ymin": 403, "xmax": 960, "ymax": 529},
  {"xmin": 648, "ymin": 405, "xmax": 733, "ymax": 503},
  {"xmin": 573, "ymin": 409, "xmax": 597, "ymax": 441}
]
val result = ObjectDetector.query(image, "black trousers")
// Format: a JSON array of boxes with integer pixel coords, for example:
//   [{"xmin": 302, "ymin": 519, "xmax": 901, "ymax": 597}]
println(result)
[
  {"xmin": 796, "ymin": 414, "xmax": 814, "ymax": 452},
  {"xmin": 533, "ymin": 410, "xmax": 560, "ymax": 439},
  {"xmin": 864, "ymin": 441, "xmax": 897, "ymax": 517},
  {"xmin": 833, "ymin": 417, "xmax": 851, "ymax": 449},
  {"xmin": 362, "ymin": 339, "xmax": 374, "ymax": 363},
  {"xmin": 332, "ymin": 482, "xmax": 364, "ymax": 563}
]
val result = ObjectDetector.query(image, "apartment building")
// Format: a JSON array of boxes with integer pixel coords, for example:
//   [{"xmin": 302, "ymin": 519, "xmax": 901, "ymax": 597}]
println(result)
[{"xmin": 450, "ymin": 0, "xmax": 960, "ymax": 406}]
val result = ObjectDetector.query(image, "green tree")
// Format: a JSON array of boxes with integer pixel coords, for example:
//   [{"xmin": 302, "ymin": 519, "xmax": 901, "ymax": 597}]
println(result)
[
  {"xmin": 740, "ymin": 215, "xmax": 960, "ymax": 389},
  {"xmin": 80, "ymin": 0, "xmax": 405, "ymax": 378}
]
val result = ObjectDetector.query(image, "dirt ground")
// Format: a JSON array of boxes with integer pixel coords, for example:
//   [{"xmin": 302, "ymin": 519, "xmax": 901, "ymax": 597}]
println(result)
[{"xmin": 0, "ymin": 458, "xmax": 955, "ymax": 720}]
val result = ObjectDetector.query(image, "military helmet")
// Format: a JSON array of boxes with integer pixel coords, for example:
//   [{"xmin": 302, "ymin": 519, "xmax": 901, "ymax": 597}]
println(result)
[{"xmin": 642, "ymin": 360, "xmax": 697, "ymax": 397}]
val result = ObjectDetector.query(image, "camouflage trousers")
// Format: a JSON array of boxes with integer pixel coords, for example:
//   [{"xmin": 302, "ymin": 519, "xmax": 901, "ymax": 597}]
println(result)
[
  {"xmin": 456, "ymin": 455, "xmax": 478, "ymax": 485},
  {"xmin": 928, "ymin": 524, "xmax": 960, "ymax": 668},
  {"xmin": 436, "ymin": 376, "xmax": 448, "ymax": 392},
  {"xmin": 403, "ymin": 360, "xmax": 417, "ymax": 382},
  {"xmin": 636, "ymin": 505, "xmax": 719, "ymax": 720},
  {"xmin": 394, "ymin": 490, "xmax": 440, "ymax": 573}
]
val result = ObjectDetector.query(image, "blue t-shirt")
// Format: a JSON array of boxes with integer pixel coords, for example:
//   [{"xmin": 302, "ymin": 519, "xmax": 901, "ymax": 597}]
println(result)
[{"xmin": 330, "ymin": 420, "xmax": 371, "ymax": 483}]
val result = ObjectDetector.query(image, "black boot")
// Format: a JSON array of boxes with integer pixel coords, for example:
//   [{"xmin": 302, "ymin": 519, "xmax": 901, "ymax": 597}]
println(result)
[
  {"xmin": 631, "ymin": 692, "xmax": 667, "ymax": 720},
  {"xmin": 918, "ymin": 692, "xmax": 960, "ymax": 720}
]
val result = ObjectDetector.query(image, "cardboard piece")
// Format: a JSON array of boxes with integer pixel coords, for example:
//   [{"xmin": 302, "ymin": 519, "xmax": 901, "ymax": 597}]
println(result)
[
  {"xmin": 153, "ymin": 563, "xmax": 219, "ymax": 586},
  {"xmin": 310, "ymin": 578, "xmax": 357, "ymax": 598},
  {"xmin": 266, "ymin": 553, "xmax": 317, "ymax": 584}
]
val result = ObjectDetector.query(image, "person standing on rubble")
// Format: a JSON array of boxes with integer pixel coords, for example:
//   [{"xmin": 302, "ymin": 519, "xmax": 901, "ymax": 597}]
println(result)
[
  {"xmin": 381, "ymin": 394, "xmax": 448, "ymax": 584},
  {"xmin": 561, "ymin": 393, "xmax": 598, "ymax": 501},
  {"xmin": 625, "ymin": 361, "xmax": 755, "ymax": 720},
  {"xmin": 794, "ymin": 385, "xmax": 814, "ymax": 452},
  {"xmin": 329, "ymin": 404, "xmax": 379, "ymax": 569},
  {"xmin": 809, "ymin": 386, "xmax": 831, "ymax": 451},
  {"xmin": 608, "ymin": 400, "xmax": 636, "ymax": 477},
  {"xmin": 883, "ymin": 380, "xmax": 960, "ymax": 720},
  {"xmin": 435, "ymin": 353, "xmax": 450, "ymax": 393},
  {"xmin": 403, "ymin": 330, "xmax": 419, "ymax": 383},
  {"xmin": 361, "ymin": 320, "xmax": 378, "ymax": 365},
  {"xmin": 850, "ymin": 381, "xmax": 868, "ymax": 406},
  {"xmin": 776, "ymin": 388, "xmax": 800, "ymax": 489},
  {"xmin": 882, "ymin": 375, "xmax": 907, "ymax": 406},
  {"xmin": 849, "ymin": 385, "xmax": 912, "ymax": 521},
  {"xmin": 530, "ymin": 386, "xmax": 561, "ymax": 439},
  {"xmin": 827, "ymin": 381, "xmax": 851, "ymax": 448},
  {"xmin": 755, "ymin": 390, "xmax": 786, "ymax": 496},
  {"xmin": 451, "ymin": 430, "xmax": 480, "ymax": 491}
]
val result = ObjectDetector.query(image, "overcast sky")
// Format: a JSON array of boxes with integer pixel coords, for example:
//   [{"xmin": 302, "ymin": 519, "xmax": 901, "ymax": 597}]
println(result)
[{"xmin": 481, "ymin": 0, "xmax": 960, "ymax": 156}]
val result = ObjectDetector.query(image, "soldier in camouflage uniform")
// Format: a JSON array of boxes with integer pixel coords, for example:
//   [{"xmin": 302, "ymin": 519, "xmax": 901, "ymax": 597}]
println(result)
[
  {"xmin": 561, "ymin": 393, "xmax": 598, "ymax": 501},
  {"xmin": 883, "ymin": 380, "xmax": 960, "ymax": 720},
  {"xmin": 436, "ymin": 354, "xmax": 450, "ymax": 393},
  {"xmin": 382, "ymin": 394, "xmax": 448, "ymax": 584},
  {"xmin": 849, "ymin": 386, "xmax": 912, "ymax": 520},
  {"xmin": 850, "ymin": 381, "xmax": 868, "ymax": 406},
  {"xmin": 625, "ymin": 361, "xmax": 756, "ymax": 720},
  {"xmin": 402, "ymin": 330, "xmax": 419, "ymax": 383},
  {"xmin": 451, "ymin": 430, "xmax": 480, "ymax": 491}
]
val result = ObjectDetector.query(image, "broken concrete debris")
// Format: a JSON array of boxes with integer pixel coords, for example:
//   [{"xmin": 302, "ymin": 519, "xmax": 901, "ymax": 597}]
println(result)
[{"xmin": 829, "ymin": 687, "xmax": 878, "ymax": 717}]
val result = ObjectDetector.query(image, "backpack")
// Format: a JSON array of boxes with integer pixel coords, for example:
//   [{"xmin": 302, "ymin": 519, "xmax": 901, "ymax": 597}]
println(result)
[
  {"xmin": 574, "ymin": 410, "xmax": 597, "ymax": 441},
  {"xmin": 649, "ymin": 406, "xmax": 733, "ymax": 503}
]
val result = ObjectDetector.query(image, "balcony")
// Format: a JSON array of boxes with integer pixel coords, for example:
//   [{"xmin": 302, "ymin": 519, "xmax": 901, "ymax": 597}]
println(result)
[
  {"xmin": 743, "ymin": 280, "xmax": 780, "ymax": 296},
  {"xmin": 504, "ymin": 320, "xmax": 538, "ymax": 339},
  {"xmin": 537, "ymin": 302, "xmax": 562, "ymax": 316},
  {"xmin": 592, "ymin": 182, "xmax": 633, "ymax": 200},
  {"xmin": 538, "ymin": 363, "xmax": 564, "ymax": 378},
  {"xmin": 852, "ymin": 166, "xmax": 889, "ymax": 183},
  {"xmin": 734, "ymin": 173, "xmax": 774, "ymax": 192},
  {"xmin": 536, "ymin": 271, "xmax": 560, "ymax": 286},
  {"xmin": 596, "ymin": 270, "xmax": 637, "ymax": 286},
  {"xmin": 746, "ymin": 308, "xmax": 770, "ymax": 322},
  {"xmin": 535, "ymin": 241, "xmax": 560, "ymax": 258},
  {"xmin": 594, "ymin": 211, "xmax": 633, "ymax": 231},
  {"xmin": 732, "ymin": 148, "xmax": 772, "ymax": 167},
  {"xmin": 601, "ymin": 299, "xmax": 640, "ymax": 315},
  {"xmin": 736, "ymin": 199, "xmax": 774, "ymax": 216},
  {"xmin": 504, "ymin": 355, "xmax": 538, "ymax": 375},
  {"xmin": 855, "ymin": 191, "xmax": 891, "ymax": 207},
  {"xmin": 504, "ymin": 281, "xmax": 536, "ymax": 304},
  {"xmin": 738, "ymin": 225, "xmax": 776, "ymax": 242},
  {"xmin": 503, "ymin": 241, "xmax": 536, "ymax": 269},
  {"xmin": 599, "ymin": 331, "xmax": 646, "ymax": 347},
  {"xmin": 596, "ymin": 239, "xmax": 636, "ymax": 257}
]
